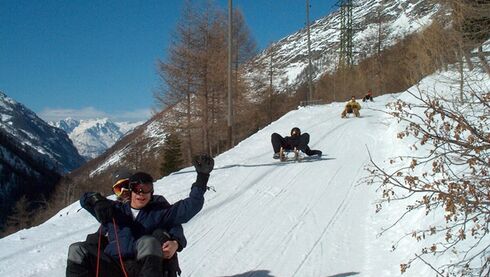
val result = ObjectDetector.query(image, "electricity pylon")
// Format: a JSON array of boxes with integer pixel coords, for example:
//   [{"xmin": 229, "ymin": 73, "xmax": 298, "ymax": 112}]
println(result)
[{"xmin": 337, "ymin": 0, "xmax": 354, "ymax": 68}]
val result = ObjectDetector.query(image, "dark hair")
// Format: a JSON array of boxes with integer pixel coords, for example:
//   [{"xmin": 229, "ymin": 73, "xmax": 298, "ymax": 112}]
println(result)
[
  {"xmin": 129, "ymin": 172, "xmax": 154, "ymax": 184},
  {"xmin": 290, "ymin": 127, "xmax": 301, "ymax": 136}
]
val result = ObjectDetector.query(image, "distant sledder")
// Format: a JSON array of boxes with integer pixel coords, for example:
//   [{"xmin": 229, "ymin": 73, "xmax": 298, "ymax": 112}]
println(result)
[
  {"xmin": 341, "ymin": 96, "xmax": 361, "ymax": 118},
  {"xmin": 271, "ymin": 127, "xmax": 322, "ymax": 161},
  {"xmin": 362, "ymin": 89, "xmax": 374, "ymax": 102}
]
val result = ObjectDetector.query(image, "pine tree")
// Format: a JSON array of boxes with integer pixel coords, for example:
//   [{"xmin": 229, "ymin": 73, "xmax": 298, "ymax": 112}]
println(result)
[
  {"xmin": 4, "ymin": 195, "xmax": 32, "ymax": 234},
  {"xmin": 160, "ymin": 133, "xmax": 184, "ymax": 177}
]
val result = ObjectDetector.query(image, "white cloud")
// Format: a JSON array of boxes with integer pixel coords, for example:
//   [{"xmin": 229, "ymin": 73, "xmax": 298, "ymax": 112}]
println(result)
[
  {"xmin": 114, "ymin": 108, "xmax": 153, "ymax": 122},
  {"xmin": 38, "ymin": 106, "xmax": 152, "ymax": 123}
]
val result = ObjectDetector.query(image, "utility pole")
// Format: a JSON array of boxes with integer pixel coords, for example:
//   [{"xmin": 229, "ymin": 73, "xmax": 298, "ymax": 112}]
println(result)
[
  {"xmin": 337, "ymin": 0, "xmax": 354, "ymax": 68},
  {"xmin": 227, "ymin": 0, "xmax": 234, "ymax": 148},
  {"xmin": 306, "ymin": 0, "xmax": 313, "ymax": 104},
  {"xmin": 269, "ymin": 49, "xmax": 273, "ymax": 123}
]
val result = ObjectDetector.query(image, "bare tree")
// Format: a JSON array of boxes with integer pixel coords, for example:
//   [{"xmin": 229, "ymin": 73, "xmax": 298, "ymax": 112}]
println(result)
[
  {"xmin": 155, "ymin": 0, "xmax": 257, "ymax": 157},
  {"xmin": 155, "ymin": 0, "xmax": 201, "ymax": 161},
  {"xmin": 366, "ymin": 63, "xmax": 490, "ymax": 276}
]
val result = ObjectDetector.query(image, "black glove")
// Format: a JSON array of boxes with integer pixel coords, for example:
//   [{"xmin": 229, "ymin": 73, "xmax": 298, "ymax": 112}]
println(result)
[
  {"xmin": 93, "ymin": 198, "xmax": 114, "ymax": 224},
  {"xmin": 192, "ymin": 154, "xmax": 214, "ymax": 174},
  {"xmin": 153, "ymin": 229, "xmax": 172, "ymax": 245}
]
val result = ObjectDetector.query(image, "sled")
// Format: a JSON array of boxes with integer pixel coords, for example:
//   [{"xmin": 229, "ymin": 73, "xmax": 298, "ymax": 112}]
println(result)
[
  {"xmin": 279, "ymin": 147, "xmax": 303, "ymax": 162},
  {"xmin": 341, "ymin": 111, "xmax": 361, "ymax": 118}
]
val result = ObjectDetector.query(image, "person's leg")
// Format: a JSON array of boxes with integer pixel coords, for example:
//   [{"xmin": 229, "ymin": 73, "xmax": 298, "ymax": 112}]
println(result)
[
  {"xmin": 66, "ymin": 242, "xmax": 93, "ymax": 277},
  {"xmin": 271, "ymin": 133, "xmax": 286, "ymax": 155},
  {"xmin": 135, "ymin": 236, "xmax": 164, "ymax": 277},
  {"xmin": 303, "ymin": 144, "xmax": 322, "ymax": 157},
  {"xmin": 296, "ymin": 133, "xmax": 310, "ymax": 152},
  {"xmin": 66, "ymin": 241, "xmax": 123, "ymax": 277},
  {"xmin": 162, "ymin": 256, "xmax": 180, "ymax": 277},
  {"xmin": 341, "ymin": 109, "xmax": 347, "ymax": 118},
  {"xmin": 354, "ymin": 108, "xmax": 360, "ymax": 117},
  {"xmin": 153, "ymin": 229, "xmax": 181, "ymax": 277}
]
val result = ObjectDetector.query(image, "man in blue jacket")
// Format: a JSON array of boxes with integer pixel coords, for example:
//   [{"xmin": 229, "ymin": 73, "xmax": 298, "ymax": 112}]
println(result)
[{"xmin": 66, "ymin": 154, "xmax": 214, "ymax": 277}]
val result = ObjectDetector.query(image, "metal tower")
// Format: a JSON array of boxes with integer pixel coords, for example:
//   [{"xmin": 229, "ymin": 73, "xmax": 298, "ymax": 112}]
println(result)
[{"xmin": 337, "ymin": 0, "xmax": 354, "ymax": 68}]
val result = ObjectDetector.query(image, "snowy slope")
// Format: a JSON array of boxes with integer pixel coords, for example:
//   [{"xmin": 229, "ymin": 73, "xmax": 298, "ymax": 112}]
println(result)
[
  {"xmin": 1, "ymin": 60, "xmax": 488, "ymax": 276},
  {"xmin": 0, "ymin": 94, "xmax": 425, "ymax": 277},
  {"xmin": 245, "ymin": 0, "xmax": 440, "ymax": 89}
]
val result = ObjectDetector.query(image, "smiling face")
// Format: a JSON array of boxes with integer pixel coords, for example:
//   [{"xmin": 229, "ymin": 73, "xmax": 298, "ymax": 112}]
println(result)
[{"xmin": 130, "ymin": 183, "xmax": 153, "ymax": 209}]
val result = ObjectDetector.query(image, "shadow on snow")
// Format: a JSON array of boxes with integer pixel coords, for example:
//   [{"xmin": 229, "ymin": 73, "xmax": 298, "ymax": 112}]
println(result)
[
  {"xmin": 326, "ymin": 272, "xmax": 361, "ymax": 277},
  {"xmin": 172, "ymin": 156, "xmax": 336, "ymax": 175},
  {"xmin": 219, "ymin": 270, "xmax": 274, "ymax": 277}
]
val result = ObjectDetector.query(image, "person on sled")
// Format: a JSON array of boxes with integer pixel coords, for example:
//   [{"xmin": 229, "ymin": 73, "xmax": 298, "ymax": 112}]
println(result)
[
  {"xmin": 66, "ymin": 168, "xmax": 187, "ymax": 277},
  {"xmin": 341, "ymin": 96, "xmax": 361, "ymax": 118},
  {"xmin": 271, "ymin": 127, "xmax": 322, "ymax": 160},
  {"xmin": 362, "ymin": 89, "xmax": 374, "ymax": 102},
  {"xmin": 66, "ymin": 154, "xmax": 214, "ymax": 277}
]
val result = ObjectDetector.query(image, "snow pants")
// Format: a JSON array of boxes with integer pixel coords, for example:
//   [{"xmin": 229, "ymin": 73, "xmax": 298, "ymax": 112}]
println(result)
[
  {"xmin": 341, "ymin": 107, "xmax": 360, "ymax": 118},
  {"xmin": 271, "ymin": 133, "xmax": 320, "ymax": 156},
  {"xmin": 66, "ymin": 235, "xmax": 170, "ymax": 277}
]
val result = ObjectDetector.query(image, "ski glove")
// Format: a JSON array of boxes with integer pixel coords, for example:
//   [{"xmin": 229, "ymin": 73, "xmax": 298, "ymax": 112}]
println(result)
[
  {"xmin": 93, "ymin": 198, "xmax": 114, "ymax": 224},
  {"xmin": 153, "ymin": 229, "xmax": 172, "ymax": 245},
  {"xmin": 192, "ymin": 154, "xmax": 214, "ymax": 174}
]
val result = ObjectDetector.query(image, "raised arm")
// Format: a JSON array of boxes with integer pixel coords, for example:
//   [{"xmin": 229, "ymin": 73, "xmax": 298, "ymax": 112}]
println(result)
[{"xmin": 159, "ymin": 154, "xmax": 214, "ymax": 226}]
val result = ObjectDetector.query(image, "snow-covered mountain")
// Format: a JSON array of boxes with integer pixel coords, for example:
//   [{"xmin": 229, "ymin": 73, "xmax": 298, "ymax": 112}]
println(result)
[
  {"xmin": 246, "ymin": 0, "xmax": 440, "ymax": 89},
  {"xmin": 51, "ymin": 118, "xmax": 143, "ymax": 159},
  {"xmin": 62, "ymin": 0, "xmax": 445, "ymax": 184},
  {"xmin": 0, "ymin": 92, "xmax": 85, "ymax": 229},
  {"xmin": 1, "ymin": 55, "xmax": 488, "ymax": 275}
]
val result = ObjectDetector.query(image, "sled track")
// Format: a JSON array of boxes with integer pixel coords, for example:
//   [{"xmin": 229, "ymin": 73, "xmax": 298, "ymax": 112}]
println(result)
[
  {"xmin": 291, "ymin": 168, "xmax": 358, "ymax": 276},
  {"xmin": 0, "ymin": 223, "xmax": 97, "ymax": 263},
  {"xmin": 250, "ymin": 166, "xmax": 343, "ymax": 273},
  {"xmin": 187, "ymin": 162, "xmax": 313, "ymax": 276}
]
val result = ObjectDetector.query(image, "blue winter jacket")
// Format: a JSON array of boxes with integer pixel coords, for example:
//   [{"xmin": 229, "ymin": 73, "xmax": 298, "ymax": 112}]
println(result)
[{"xmin": 80, "ymin": 173, "xmax": 208, "ymax": 259}]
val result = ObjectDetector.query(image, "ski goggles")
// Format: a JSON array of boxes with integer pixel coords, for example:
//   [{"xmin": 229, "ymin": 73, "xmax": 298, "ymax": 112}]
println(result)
[
  {"xmin": 129, "ymin": 182, "xmax": 154, "ymax": 194},
  {"xmin": 112, "ymin": 178, "xmax": 130, "ymax": 197}
]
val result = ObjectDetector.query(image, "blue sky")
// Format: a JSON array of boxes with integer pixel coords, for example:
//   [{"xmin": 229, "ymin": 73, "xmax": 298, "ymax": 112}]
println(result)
[{"xmin": 0, "ymin": 0, "xmax": 337, "ymax": 122}]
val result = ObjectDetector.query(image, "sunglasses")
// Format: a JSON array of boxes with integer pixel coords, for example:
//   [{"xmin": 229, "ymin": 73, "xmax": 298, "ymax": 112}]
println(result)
[
  {"xmin": 112, "ymin": 178, "xmax": 130, "ymax": 197},
  {"xmin": 130, "ymin": 182, "xmax": 154, "ymax": 194}
]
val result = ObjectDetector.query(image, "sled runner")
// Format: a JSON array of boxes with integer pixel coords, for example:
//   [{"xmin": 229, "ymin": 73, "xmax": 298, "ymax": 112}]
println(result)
[{"xmin": 279, "ymin": 147, "xmax": 302, "ymax": 162}]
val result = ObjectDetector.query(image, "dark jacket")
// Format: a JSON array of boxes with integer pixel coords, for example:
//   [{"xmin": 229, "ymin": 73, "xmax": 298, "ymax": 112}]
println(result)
[
  {"xmin": 284, "ymin": 133, "xmax": 309, "ymax": 150},
  {"xmin": 150, "ymin": 195, "xmax": 187, "ymax": 250},
  {"xmin": 80, "ymin": 175, "xmax": 207, "ymax": 259}
]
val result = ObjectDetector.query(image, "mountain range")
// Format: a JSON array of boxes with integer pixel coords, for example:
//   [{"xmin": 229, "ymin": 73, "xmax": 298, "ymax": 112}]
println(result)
[
  {"xmin": 50, "ymin": 118, "xmax": 143, "ymax": 160},
  {"xmin": 0, "ymin": 91, "xmax": 85, "ymax": 230},
  {"xmin": 245, "ymin": 0, "xmax": 440, "ymax": 90}
]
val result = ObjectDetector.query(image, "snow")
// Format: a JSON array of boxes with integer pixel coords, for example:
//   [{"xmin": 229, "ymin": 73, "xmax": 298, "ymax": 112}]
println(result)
[
  {"xmin": 1, "ymin": 57, "xmax": 489, "ymax": 276},
  {"xmin": 116, "ymin": 120, "xmax": 144, "ymax": 135},
  {"xmin": 50, "ymin": 118, "xmax": 143, "ymax": 159},
  {"xmin": 89, "ymin": 146, "xmax": 130, "ymax": 177},
  {"xmin": 0, "ymin": 95, "xmax": 449, "ymax": 276},
  {"xmin": 246, "ymin": 0, "xmax": 440, "ymax": 91}
]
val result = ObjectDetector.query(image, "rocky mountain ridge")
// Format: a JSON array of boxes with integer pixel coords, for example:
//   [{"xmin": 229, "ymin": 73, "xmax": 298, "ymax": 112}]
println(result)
[
  {"xmin": 50, "ymin": 118, "xmax": 142, "ymax": 160},
  {"xmin": 0, "ymin": 91, "xmax": 85, "ymax": 231},
  {"xmin": 245, "ymin": 0, "xmax": 440, "ymax": 90}
]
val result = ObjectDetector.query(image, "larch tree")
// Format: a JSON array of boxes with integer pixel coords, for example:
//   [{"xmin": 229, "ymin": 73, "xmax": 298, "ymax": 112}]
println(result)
[{"xmin": 155, "ymin": 0, "xmax": 257, "ymax": 159}]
